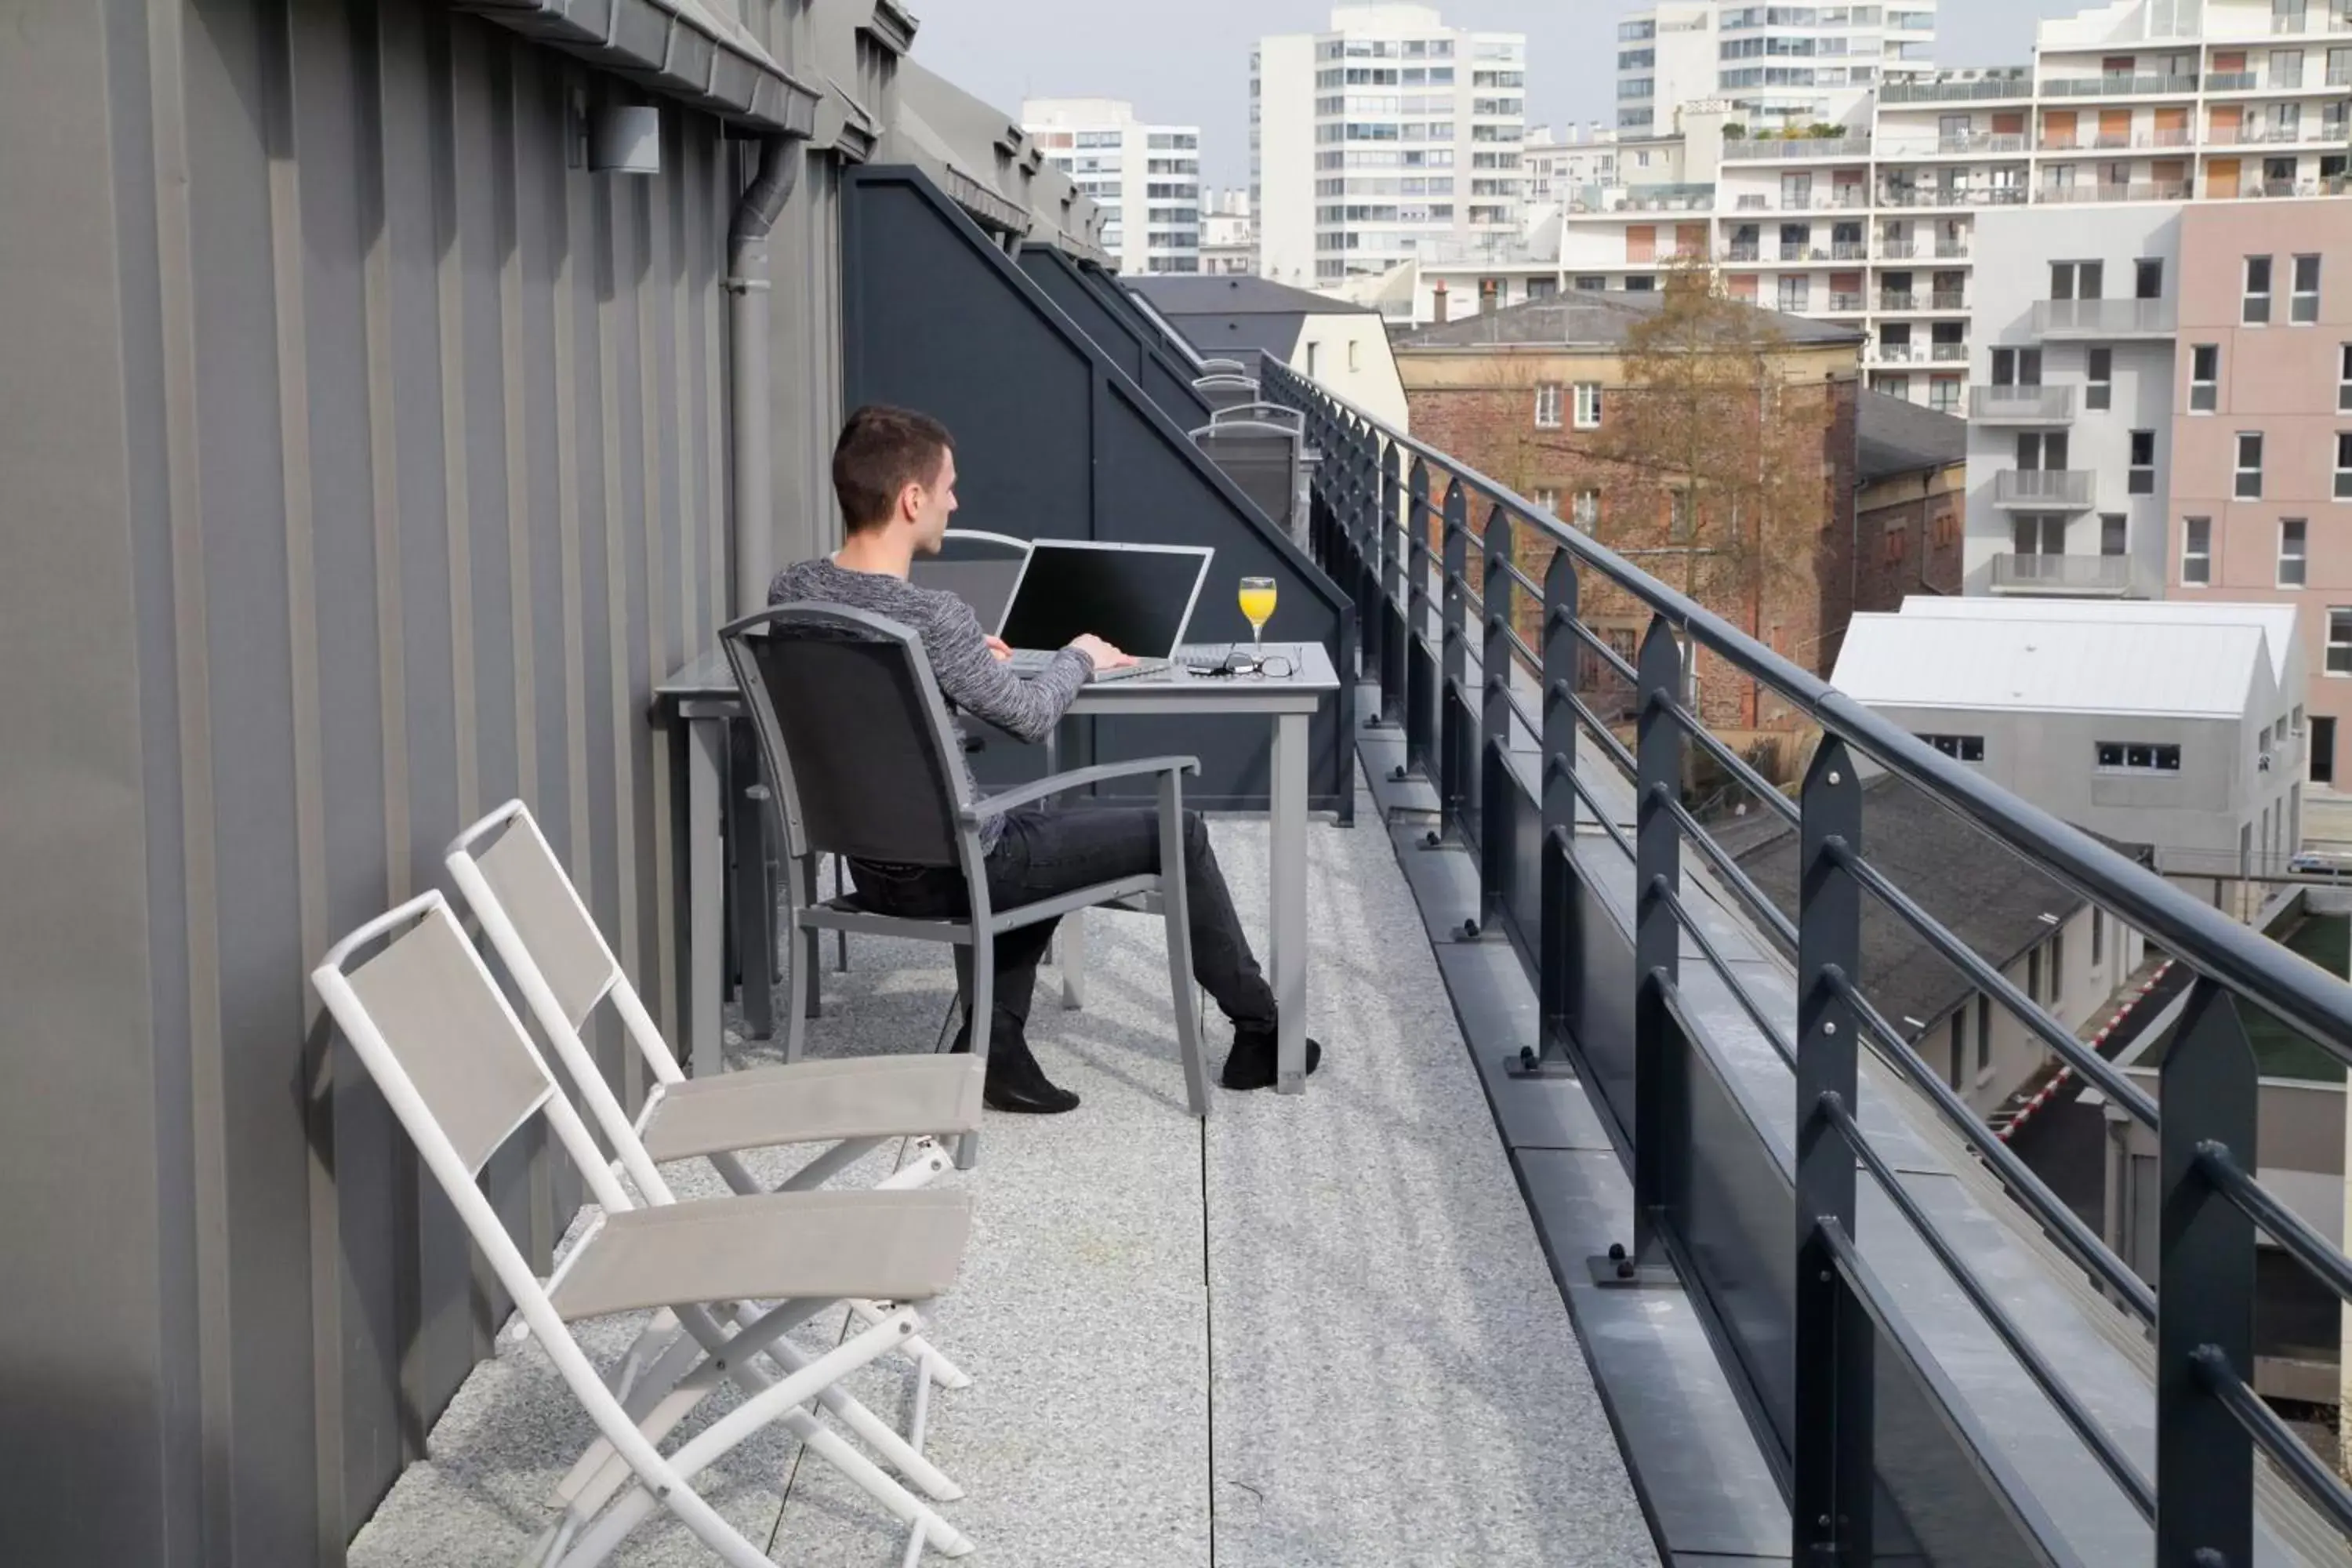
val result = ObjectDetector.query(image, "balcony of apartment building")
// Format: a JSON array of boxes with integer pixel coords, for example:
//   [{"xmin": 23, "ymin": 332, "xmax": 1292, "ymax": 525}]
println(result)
[
  {"xmin": 2034, "ymin": 179, "xmax": 2199, "ymax": 203},
  {"xmin": 1878, "ymin": 183, "xmax": 2032, "ymax": 210},
  {"xmin": 31, "ymin": 10, "xmax": 2352, "ymax": 1562},
  {"xmin": 1720, "ymin": 135, "xmax": 1875, "ymax": 163},
  {"xmin": 1988, "ymin": 550, "xmax": 2147, "ymax": 595},
  {"xmin": 2038, "ymin": 71, "xmax": 2203, "ymax": 99},
  {"xmin": 1992, "ymin": 468, "xmax": 2100, "ymax": 510},
  {"xmin": 1972, "ymin": 383, "xmax": 2078, "ymax": 425},
  {"xmin": 1878, "ymin": 71, "xmax": 2037, "ymax": 105},
  {"xmin": 2034, "ymin": 296, "xmax": 2180, "ymax": 337}
]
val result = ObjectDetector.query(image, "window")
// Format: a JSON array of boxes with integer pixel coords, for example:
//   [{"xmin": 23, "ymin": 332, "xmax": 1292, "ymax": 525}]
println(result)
[
  {"xmin": 2027, "ymin": 947, "xmax": 2041, "ymax": 1005},
  {"xmin": 2293, "ymin": 255, "xmax": 2321, "ymax": 323},
  {"xmin": 1573, "ymin": 382, "xmax": 1604, "ymax": 430},
  {"xmin": 1574, "ymin": 275, "xmax": 1606, "ymax": 291},
  {"xmin": 1778, "ymin": 276, "xmax": 1810, "ymax": 312},
  {"xmin": 2136, "ymin": 257, "xmax": 2164, "ymax": 299},
  {"xmin": 1534, "ymin": 488, "xmax": 1559, "ymax": 514},
  {"xmin": 1306, "ymin": 341, "xmax": 1319, "ymax": 376},
  {"xmin": 2338, "ymin": 431, "xmax": 2352, "ymax": 499},
  {"xmin": 2049, "ymin": 260, "xmax": 2103, "ymax": 300},
  {"xmin": 2281, "ymin": 517, "xmax": 2309, "ymax": 586},
  {"xmin": 2244, "ymin": 255, "xmax": 2273, "ymax": 324},
  {"xmin": 2095, "ymin": 741, "xmax": 2184, "ymax": 772},
  {"xmin": 2092, "ymin": 906, "xmax": 2104, "ymax": 967},
  {"xmin": 1572, "ymin": 488, "xmax": 1600, "ymax": 532},
  {"xmin": 1948, "ymin": 1011, "xmax": 1965, "ymax": 1091},
  {"xmin": 2237, "ymin": 432, "xmax": 2265, "ymax": 499},
  {"xmin": 1930, "ymin": 376, "xmax": 1961, "ymax": 414},
  {"xmin": 2190, "ymin": 344, "xmax": 2219, "ymax": 413},
  {"xmin": 1534, "ymin": 382, "xmax": 1563, "ymax": 429},
  {"xmin": 1975, "ymin": 996, "xmax": 1991, "ymax": 1076},
  {"xmin": 1348, "ymin": 339, "xmax": 1362, "ymax": 372},
  {"xmin": 2315, "ymin": 715, "xmax": 2337, "ymax": 785},
  {"xmin": 2086, "ymin": 347, "xmax": 2112, "ymax": 411},
  {"xmin": 1920, "ymin": 732, "xmax": 1985, "ymax": 762},
  {"xmin": 1991, "ymin": 347, "xmax": 2042, "ymax": 387},
  {"xmin": 1668, "ymin": 488, "xmax": 1694, "ymax": 538},
  {"xmin": 2100, "ymin": 514, "xmax": 2128, "ymax": 555},
  {"xmin": 2332, "ymin": 608, "xmax": 2352, "ymax": 675},
  {"xmin": 2129, "ymin": 430, "xmax": 2157, "ymax": 494},
  {"xmin": 2341, "ymin": 345, "xmax": 2352, "ymax": 412}
]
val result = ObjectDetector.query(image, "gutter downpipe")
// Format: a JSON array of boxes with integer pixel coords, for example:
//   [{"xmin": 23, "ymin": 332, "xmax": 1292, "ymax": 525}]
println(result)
[{"xmin": 728, "ymin": 135, "xmax": 800, "ymax": 617}]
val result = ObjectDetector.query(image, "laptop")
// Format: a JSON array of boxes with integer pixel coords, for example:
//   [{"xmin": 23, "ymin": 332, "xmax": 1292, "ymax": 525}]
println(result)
[{"xmin": 995, "ymin": 539, "xmax": 1214, "ymax": 683}]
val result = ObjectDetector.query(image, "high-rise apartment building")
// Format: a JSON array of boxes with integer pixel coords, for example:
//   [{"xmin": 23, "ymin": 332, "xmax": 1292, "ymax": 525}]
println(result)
[
  {"xmin": 1524, "ymin": 124, "xmax": 1620, "ymax": 209},
  {"xmin": 1201, "ymin": 187, "xmax": 1259, "ymax": 274},
  {"xmin": 1616, "ymin": 0, "xmax": 1940, "ymax": 134},
  {"xmin": 1532, "ymin": 0, "xmax": 2352, "ymax": 405},
  {"xmin": 1253, "ymin": 5, "xmax": 1528, "ymax": 287},
  {"xmin": 1025, "ymin": 98, "xmax": 1203, "ymax": 275}
]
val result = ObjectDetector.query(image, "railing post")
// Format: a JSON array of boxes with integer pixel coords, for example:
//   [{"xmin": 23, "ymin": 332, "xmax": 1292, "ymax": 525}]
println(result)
[
  {"xmin": 1613, "ymin": 615, "xmax": 1682, "ymax": 1283},
  {"xmin": 1794, "ymin": 738, "xmax": 1871, "ymax": 1566},
  {"xmin": 1373, "ymin": 442, "xmax": 1401, "ymax": 713},
  {"xmin": 1387, "ymin": 459, "xmax": 1422, "ymax": 726},
  {"xmin": 1439, "ymin": 486, "xmax": 1470, "ymax": 836},
  {"xmin": 1479, "ymin": 506, "xmax": 1516, "ymax": 929},
  {"xmin": 2157, "ymin": 978, "xmax": 2257, "ymax": 1568},
  {"xmin": 1535, "ymin": 546, "xmax": 1581, "ymax": 1069}
]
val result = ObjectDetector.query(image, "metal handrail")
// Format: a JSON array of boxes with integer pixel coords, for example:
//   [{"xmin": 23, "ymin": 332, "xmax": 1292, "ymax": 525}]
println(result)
[
  {"xmin": 1267, "ymin": 354, "xmax": 2352, "ymax": 1560},
  {"xmin": 1263, "ymin": 357, "xmax": 2352, "ymax": 1070}
]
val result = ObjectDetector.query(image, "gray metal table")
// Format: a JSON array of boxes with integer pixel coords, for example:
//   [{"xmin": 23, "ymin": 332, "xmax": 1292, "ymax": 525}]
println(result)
[
  {"xmin": 1055, "ymin": 641, "xmax": 1339, "ymax": 1093},
  {"xmin": 660, "ymin": 641, "xmax": 1339, "ymax": 1094}
]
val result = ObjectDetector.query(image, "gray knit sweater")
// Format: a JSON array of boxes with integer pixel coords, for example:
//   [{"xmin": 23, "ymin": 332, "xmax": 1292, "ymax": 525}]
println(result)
[{"xmin": 768, "ymin": 557, "xmax": 1090, "ymax": 849}]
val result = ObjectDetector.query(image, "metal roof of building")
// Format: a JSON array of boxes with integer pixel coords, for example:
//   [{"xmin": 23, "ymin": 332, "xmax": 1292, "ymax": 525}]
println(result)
[
  {"xmin": 1833, "ymin": 610, "xmax": 2267, "ymax": 720},
  {"xmin": 1889, "ymin": 595, "xmax": 2299, "ymax": 689},
  {"xmin": 1389, "ymin": 289, "xmax": 1864, "ymax": 351},
  {"xmin": 1856, "ymin": 391, "xmax": 1965, "ymax": 483}
]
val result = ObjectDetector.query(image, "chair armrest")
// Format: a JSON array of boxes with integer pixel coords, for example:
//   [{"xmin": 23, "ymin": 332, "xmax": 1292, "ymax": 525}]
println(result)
[{"xmin": 964, "ymin": 756, "xmax": 1200, "ymax": 823}]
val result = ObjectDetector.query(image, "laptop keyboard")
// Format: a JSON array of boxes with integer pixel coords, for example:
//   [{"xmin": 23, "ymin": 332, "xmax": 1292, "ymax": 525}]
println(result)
[{"xmin": 1005, "ymin": 648, "xmax": 1172, "ymax": 683}]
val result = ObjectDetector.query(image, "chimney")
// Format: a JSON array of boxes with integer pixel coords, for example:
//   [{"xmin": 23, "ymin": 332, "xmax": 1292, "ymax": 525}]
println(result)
[{"xmin": 1432, "ymin": 278, "xmax": 1449, "ymax": 324}]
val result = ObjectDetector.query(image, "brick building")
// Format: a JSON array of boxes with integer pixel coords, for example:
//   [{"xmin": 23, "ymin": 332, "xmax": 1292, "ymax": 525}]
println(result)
[
  {"xmin": 1394, "ymin": 291, "xmax": 1863, "ymax": 732},
  {"xmin": 1849, "ymin": 391, "xmax": 1968, "ymax": 659}
]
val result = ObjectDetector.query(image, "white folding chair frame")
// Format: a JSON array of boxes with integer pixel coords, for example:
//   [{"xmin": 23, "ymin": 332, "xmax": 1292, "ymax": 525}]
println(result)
[{"xmin": 312, "ymin": 894, "xmax": 975, "ymax": 1565}]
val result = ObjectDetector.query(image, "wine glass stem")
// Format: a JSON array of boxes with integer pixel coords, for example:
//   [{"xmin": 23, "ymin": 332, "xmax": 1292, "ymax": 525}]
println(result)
[{"xmin": 1252, "ymin": 626, "xmax": 1263, "ymax": 659}]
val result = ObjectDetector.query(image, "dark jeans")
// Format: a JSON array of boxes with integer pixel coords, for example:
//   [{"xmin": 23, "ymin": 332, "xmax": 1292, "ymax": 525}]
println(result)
[{"xmin": 851, "ymin": 805, "xmax": 1274, "ymax": 1050}]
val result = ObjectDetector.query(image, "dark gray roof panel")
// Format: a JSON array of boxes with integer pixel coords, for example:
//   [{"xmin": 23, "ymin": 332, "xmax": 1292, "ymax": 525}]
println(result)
[
  {"xmin": 1730, "ymin": 774, "xmax": 2087, "ymax": 1038},
  {"xmin": 1857, "ymin": 390, "xmax": 1967, "ymax": 483},
  {"xmin": 1128, "ymin": 275, "xmax": 1380, "ymax": 318},
  {"xmin": 1392, "ymin": 289, "xmax": 1864, "ymax": 350}
]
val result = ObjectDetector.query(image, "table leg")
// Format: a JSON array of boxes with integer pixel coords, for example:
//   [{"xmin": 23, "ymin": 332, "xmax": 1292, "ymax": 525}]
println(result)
[
  {"xmin": 688, "ymin": 714, "xmax": 725, "ymax": 1080},
  {"xmin": 1272, "ymin": 710, "xmax": 1310, "ymax": 1093}
]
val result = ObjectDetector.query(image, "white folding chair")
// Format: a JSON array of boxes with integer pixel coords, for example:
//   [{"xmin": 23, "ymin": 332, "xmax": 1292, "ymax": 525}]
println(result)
[
  {"xmin": 445, "ymin": 802, "xmax": 979, "ymax": 1506},
  {"xmin": 313, "ymin": 893, "xmax": 978, "ymax": 1565}
]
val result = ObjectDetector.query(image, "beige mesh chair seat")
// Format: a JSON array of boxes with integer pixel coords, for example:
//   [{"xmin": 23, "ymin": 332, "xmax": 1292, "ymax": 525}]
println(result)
[
  {"xmin": 549, "ymin": 1188, "xmax": 968, "ymax": 1321},
  {"xmin": 312, "ymin": 894, "xmax": 981, "ymax": 1566},
  {"xmin": 637, "ymin": 1056, "xmax": 984, "ymax": 1163}
]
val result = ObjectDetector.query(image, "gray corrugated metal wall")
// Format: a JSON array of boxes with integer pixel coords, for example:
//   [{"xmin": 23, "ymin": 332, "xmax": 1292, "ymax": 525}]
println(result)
[
  {"xmin": 0, "ymin": 0, "xmax": 804, "ymax": 1559},
  {"xmin": 1, "ymin": 0, "xmax": 1112, "ymax": 1559}
]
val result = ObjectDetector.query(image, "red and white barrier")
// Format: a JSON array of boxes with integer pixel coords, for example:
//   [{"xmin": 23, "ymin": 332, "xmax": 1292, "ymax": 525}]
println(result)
[{"xmin": 1996, "ymin": 959, "xmax": 2176, "ymax": 1142}]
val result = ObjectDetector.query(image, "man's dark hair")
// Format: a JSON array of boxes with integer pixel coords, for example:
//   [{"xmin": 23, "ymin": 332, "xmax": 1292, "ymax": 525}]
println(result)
[{"xmin": 832, "ymin": 405, "xmax": 953, "ymax": 533}]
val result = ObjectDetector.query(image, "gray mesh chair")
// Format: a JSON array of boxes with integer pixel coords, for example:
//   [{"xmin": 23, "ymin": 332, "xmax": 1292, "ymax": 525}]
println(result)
[
  {"xmin": 1192, "ymin": 421, "xmax": 1304, "ymax": 539},
  {"xmin": 1192, "ymin": 373, "xmax": 1261, "ymax": 413},
  {"xmin": 1210, "ymin": 402, "xmax": 1305, "ymax": 435},
  {"xmin": 720, "ymin": 604, "xmax": 1214, "ymax": 1141},
  {"xmin": 310, "ymin": 892, "xmax": 977, "ymax": 1566}
]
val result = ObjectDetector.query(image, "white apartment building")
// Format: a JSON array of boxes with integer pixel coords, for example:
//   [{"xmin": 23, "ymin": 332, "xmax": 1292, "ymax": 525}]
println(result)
[
  {"xmin": 1538, "ymin": 0, "xmax": 2352, "ymax": 404},
  {"xmin": 1616, "ymin": 0, "xmax": 1940, "ymax": 135},
  {"xmin": 1025, "ymin": 98, "xmax": 1203, "ymax": 275},
  {"xmin": 1253, "ymin": 5, "xmax": 1528, "ymax": 288},
  {"xmin": 1524, "ymin": 124, "xmax": 1620, "ymax": 212},
  {"xmin": 1200, "ymin": 187, "xmax": 1258, "ymax": 275},
  {"xmin": 1962, "ymin": 204, "xmax": 2183, "ymax": 599}
]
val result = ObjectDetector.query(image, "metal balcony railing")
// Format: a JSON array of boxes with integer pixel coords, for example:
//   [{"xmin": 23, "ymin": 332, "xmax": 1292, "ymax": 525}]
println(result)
[
  {"xmin": 2206, "ymin": 71, "xmax": 2259, "ymax": 90},
  {"xmin": 1990, "ymin": 552, "xmax": 2142, "ymax": 594},
  {"xmin": 1993, "ymin": 466, "xmax": 2096, "ymax": 506},
  {"xmin": 1879, "ymin": 75, "xmax": 2034, "ymax": 103},
  {"xmin": 1969, "ymin": 383, "xmax": 2074, "ymax": 423},
  {"xmin": 1929, "ymin": 340, "xmax": 1969, "ymax": 361},
  {"xmin": 1726, "ymin": 242, "xmax": 1762, "ymax": 260},
  {"xmin": 1722, "ymin": 136, "xmax": 1874, "ymax": 161},
  {"xmin": 1826, "ymin": 291, "xmax": 1867, "ymax": 311},
  {"xmin": 2042, "ymin": 72, "xmax": 2201, "ymax": 96},
  {"xmin": 1261, "ymin": 352, "xmax": 2352, "ymax": 1568},
  {"xmin": 1879, "ymin": 238, "xmax": 1918, "ymax": 258},
  {"xmin": 2034, "ymin": 296, "xmax": 2179, "ymax": 336}
]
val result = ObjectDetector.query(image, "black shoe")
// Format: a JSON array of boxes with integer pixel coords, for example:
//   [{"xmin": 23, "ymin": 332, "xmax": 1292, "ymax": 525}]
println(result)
[
  {"xmin": 1220, "ymin": 1022, "xmax": 1323, "ymax": 1091},
  {"xmin": 974, "ymin": 1034, "xmax": 1080, "ymax": 1114}
]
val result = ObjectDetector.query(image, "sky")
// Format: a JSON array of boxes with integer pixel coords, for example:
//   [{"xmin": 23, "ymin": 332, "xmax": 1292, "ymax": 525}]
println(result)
[{"xmin": 906, "ymin": 0, "xmax": 2097, "ymax": 188}]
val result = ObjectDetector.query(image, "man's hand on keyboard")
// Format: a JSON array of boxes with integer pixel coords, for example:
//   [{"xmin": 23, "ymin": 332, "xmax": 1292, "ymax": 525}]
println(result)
[
  {"xmin": 1069, "ymin": 633, "xmax": 1137, "ymax": 672},
  {"xmin": 985, "ymin": 634, "xmax": 1013, "ymax": 662}
]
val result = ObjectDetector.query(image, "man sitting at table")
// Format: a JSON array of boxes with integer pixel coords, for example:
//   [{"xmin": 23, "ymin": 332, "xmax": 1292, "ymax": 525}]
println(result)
[{"xmin": 770, "ymin": 404, "xmax": 1323, "ymax": 1115}]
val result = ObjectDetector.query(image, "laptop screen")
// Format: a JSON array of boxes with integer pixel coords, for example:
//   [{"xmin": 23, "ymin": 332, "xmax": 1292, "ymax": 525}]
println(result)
[{"xmin": 996, "ymin": 542, "xmax": 1212, "ymax": 659}]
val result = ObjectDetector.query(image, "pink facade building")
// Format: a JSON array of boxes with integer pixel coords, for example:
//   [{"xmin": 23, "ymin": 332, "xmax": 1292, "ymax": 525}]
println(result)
[{"xmin": 2170, "ymin": 198, "xmax": 2352, "ymax": 792}]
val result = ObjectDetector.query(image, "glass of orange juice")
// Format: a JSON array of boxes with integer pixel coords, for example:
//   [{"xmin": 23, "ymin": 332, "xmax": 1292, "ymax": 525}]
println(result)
[{"xmin": 1238, "ymin": 576, "xmax": 1277, "ymax": 662}]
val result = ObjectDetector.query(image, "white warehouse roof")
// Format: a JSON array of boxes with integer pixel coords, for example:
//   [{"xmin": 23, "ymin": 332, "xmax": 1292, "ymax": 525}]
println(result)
[
  {"xmin": 1834, "ymin": 610, "xmax": 2270, "ymax": 720},
  {"xmin": 1888, "ymin": 595, "xmax": 2299, "ymax": 688}
]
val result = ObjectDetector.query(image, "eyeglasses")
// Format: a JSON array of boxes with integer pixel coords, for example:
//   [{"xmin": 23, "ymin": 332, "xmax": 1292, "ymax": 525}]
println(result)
[{"xmin": 1185, "ymin": 647, "xmax": 1294, "ymax": 681}]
